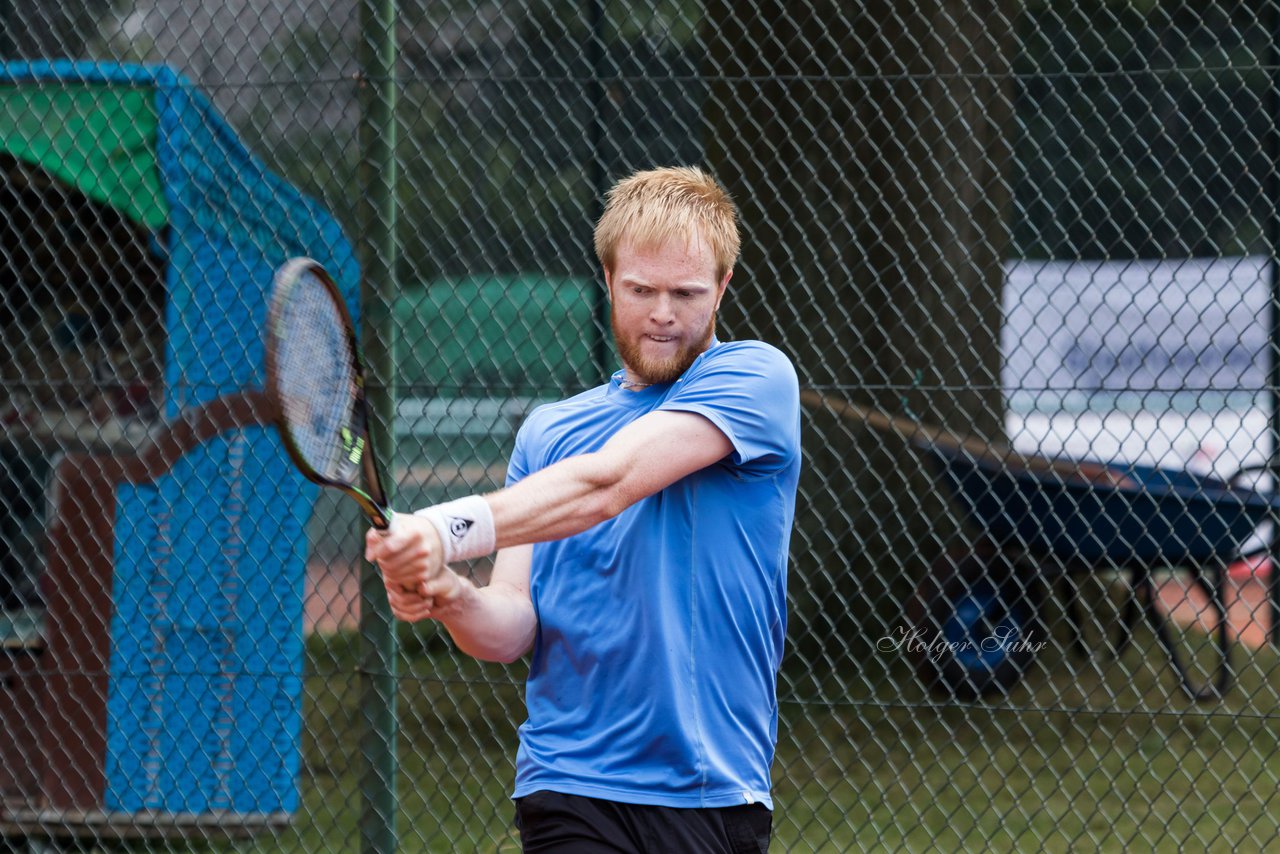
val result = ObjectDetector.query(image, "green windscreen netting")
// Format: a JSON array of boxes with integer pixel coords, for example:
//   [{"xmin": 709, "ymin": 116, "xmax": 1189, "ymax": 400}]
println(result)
[
  {"xmin": 396, "ymin": 275, "xmax": 603, "ymax": 395},
  {"xmin": 0, "ymin": 84, "xmax": 167, "ymax": 230}
]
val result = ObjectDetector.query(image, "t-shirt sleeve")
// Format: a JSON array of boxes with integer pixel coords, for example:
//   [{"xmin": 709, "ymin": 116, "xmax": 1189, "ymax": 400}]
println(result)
[
  {"xmin": 657, "ymin": 342, "xmax": 800, "ymax": 476},
  {"xmin": 505, "ymin": 417, "xmax": 533, "ymax": 487}
]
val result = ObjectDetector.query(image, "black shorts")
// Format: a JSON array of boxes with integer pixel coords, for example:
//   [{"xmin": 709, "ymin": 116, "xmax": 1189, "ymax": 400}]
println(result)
[{"xmin": 514, "ymin": 790, "xmax": 771, "ymax": 853}]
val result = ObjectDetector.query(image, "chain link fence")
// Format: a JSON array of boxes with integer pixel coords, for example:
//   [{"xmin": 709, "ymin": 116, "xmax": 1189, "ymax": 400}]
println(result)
[{"xmin": 2, "ymin": 0, "xmax": 1280, "ymax": 851}]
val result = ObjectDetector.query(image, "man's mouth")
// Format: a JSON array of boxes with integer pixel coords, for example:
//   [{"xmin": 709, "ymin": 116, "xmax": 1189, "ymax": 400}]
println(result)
[{"xmin": 646, "ymin": 335, "xmax": 677, "ymax": 343}]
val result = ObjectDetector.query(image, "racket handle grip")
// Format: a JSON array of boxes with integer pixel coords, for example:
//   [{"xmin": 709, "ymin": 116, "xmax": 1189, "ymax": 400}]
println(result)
[{"xmin": 375, "ymin": 508, "xmax": 399, "ymax": 537}]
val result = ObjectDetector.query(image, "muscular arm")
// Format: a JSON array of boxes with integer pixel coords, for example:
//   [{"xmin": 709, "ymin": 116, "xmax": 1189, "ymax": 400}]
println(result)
[
  {"xmin": 487, "ymin": 409, "xmax": 733, "ymax": 547},
  {"xmin": 368, "ymin": 409, "xmax": 733, "ymax": 628}
]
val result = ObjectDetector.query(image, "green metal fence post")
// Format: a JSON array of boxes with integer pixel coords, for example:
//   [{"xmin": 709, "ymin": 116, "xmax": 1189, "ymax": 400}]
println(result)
[
  {"xmin": 1269, "ymin": 0, "xmax": 1280, "ymax": 647},
  {"xmin": 588, "ymin": 0, "xmax": 609, "ymax": 380},
  {"xmin": 357, "ymin": 0, "xmax": 399, "ymax": 850}
]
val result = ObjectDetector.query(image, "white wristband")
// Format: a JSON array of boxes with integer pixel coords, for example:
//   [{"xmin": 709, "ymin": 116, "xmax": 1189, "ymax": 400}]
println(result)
[{"xmin": 414, "ymin": 495, "xmax": 496, "ymax": 563}]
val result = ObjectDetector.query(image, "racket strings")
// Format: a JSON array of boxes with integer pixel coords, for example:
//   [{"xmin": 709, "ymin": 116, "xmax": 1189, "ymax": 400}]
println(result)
[{"xmin": 276, "ymin": 271, "xmax": 359, "ymax": 482}]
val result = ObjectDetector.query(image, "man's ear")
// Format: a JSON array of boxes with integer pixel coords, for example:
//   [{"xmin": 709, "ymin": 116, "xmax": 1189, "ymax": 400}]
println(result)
[
  {"xmin": 603, "ymin": 267, "xmax": 613, "ymax": 301},
  {"xmin": 714, "ymin": 269, "xmax": 733, "ymax": 311}
]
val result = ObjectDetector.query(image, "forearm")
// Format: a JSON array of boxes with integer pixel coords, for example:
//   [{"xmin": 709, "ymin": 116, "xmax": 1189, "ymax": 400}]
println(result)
[
  {"xmin": 486, "ymin": 452, "xmax": 626, "ymax": 548},
  {"xmin": 432, "ymin": 576, "xmax": 537, "ymax": 663},
  {"xmin": 412, "ymin": 411, "xmax": 731, "ymax": 565}
]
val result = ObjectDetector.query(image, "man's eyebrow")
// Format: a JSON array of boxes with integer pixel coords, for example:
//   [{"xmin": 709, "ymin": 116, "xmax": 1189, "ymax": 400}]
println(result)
[{"xmin": 616, "ymin": 276, "xmax": 711, "ymax": 291}]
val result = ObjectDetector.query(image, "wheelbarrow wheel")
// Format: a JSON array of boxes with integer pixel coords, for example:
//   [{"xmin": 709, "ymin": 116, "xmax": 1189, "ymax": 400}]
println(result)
[{"xmin": 907, "ymin": 550, "xmax": 1045, "ymax": 700}]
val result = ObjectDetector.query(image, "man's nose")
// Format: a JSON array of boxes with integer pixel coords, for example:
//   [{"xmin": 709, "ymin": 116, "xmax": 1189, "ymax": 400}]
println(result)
[{"xmin": 650, "ymin": 293, "xmax": 676, "ymax": 324}]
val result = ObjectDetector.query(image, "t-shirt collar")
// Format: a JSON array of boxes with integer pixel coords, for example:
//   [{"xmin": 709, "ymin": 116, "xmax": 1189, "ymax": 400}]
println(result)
[{"xmin": 607, "ymin": 337, "xmax": 722, "ymax": 403}]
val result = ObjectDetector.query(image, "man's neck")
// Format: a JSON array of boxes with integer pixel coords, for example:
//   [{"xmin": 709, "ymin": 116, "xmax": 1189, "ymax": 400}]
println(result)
[{"xmin": 619, "ymin": 375, "xmax": 653, "ymax": 391}]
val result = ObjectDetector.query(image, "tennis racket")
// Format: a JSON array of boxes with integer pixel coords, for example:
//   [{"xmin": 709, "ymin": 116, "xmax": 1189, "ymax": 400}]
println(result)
[{"xmin": 264, "ymin": 256, "xmax": 400, "ymax": 538}]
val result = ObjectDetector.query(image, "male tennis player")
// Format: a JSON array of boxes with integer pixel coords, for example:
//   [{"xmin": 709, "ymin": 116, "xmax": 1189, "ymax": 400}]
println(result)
[{"xmin": 367, "ymin": 166, "xmax": 800, "ymax": 853}]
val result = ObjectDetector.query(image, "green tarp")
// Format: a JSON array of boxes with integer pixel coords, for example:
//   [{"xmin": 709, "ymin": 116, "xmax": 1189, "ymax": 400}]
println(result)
[{"xmin": 0, "ymin": 84, "xmax": 167, "ymax": 230}]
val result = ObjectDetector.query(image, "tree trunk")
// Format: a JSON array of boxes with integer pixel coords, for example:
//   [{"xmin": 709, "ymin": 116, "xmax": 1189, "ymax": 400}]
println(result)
[{"xmin": 704, "ymin": 0, "xmax": 1015, "ymax": 692}]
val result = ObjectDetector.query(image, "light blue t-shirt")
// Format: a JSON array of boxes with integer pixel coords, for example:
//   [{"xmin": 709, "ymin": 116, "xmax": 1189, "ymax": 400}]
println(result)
[{"xmin": 506, "ymin": 339, "xmax": 801, "ymax": 809}]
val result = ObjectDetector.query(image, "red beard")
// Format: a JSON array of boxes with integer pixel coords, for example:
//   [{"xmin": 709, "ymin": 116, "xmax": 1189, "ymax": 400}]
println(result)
[{"xmin": 611, "ymin": 306, "xmax": 717, "ymax": 385}]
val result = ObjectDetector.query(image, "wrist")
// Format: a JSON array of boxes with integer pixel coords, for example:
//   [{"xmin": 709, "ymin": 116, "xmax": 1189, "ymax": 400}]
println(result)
[{"xmin": 414, "ymin": 494, "xmax": 496, "ymax": 563}]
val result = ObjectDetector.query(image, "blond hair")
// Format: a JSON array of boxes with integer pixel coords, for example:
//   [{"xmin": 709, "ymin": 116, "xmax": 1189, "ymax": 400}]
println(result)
[{"xmin": 594, "ymin": 166, "xmax": 740, "ymax": 281}]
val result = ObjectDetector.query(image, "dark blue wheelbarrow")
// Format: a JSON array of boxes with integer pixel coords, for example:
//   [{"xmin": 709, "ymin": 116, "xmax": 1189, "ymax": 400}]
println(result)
[{"xmin": 910, "ymin": 433, "xmax": 1276, "ymax": 701}]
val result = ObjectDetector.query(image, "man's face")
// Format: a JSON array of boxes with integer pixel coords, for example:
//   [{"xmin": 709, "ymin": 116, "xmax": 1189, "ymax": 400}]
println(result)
[{"xmin": 605, "ymin": 234, "xmax": 731, "ymax": 386}]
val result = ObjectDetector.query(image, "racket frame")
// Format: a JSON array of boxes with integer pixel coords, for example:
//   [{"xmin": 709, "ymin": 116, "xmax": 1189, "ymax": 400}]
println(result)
[{"xmin": 264, "ymin": 257, "xmax": 395, "ymax": 531}]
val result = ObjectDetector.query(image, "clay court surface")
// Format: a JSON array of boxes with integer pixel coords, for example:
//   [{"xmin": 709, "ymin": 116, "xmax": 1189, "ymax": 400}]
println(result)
[
  {"xmin": 305, "ymin": 559, "xmax": 363, "ymax": 634},
  {"xmin": 1154, "ymin": 558, "xmax": 1275, "ymax": 649}
]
